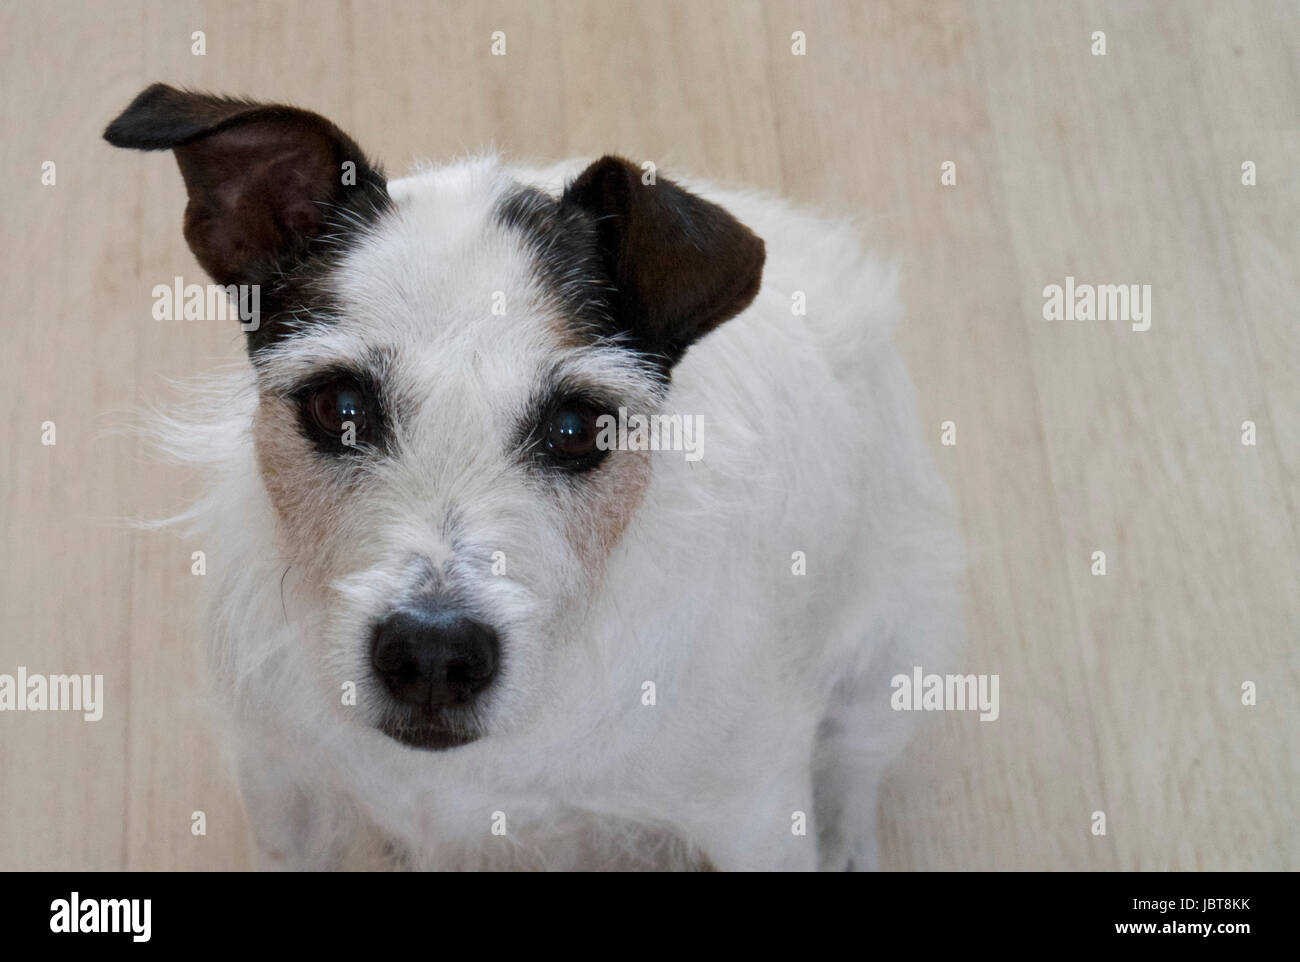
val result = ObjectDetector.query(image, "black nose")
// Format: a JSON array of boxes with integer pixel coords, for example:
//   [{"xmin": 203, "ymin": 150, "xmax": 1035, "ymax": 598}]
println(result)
[{"xmin": 370, "ymin": 608, "xmax": 500, "ymax": 708}]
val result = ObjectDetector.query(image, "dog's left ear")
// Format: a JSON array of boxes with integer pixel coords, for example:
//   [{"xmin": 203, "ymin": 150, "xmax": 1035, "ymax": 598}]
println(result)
[
  {"xmin": 103, "ymin": 83, "xmax": 387, "ymax": 290},
  {"xmin": 561, "ymin": 156, "xmax": 765, "ymax": 368}
]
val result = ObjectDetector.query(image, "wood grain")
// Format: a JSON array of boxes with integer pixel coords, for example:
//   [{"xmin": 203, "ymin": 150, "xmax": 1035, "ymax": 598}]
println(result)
[{"xmin": 1, "ymin": 0, "xmax": 1295, "ymax": 870}]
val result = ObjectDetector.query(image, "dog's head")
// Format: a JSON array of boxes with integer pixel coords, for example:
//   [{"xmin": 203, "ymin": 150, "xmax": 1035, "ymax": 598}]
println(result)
[{"xmin": 106, "ymin": 85, "xmax": 764, "ymax": 750}]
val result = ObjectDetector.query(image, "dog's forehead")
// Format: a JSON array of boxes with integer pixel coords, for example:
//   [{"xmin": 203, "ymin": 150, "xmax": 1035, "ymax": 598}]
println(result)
[
  {"xmin": 325, "ymin": 160, "xmax": 558, "ymax": 368},
  {"xmin": 254, "ymin": 158, "xmax": 585, "ymax": 412},
  {"xmin": 255, "ymin": 158, "xmax": 656, "ymax": 416}
]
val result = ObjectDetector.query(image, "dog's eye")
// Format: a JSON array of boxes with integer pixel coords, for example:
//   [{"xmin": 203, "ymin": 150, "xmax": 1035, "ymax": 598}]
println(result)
[
  {"xmin": 541, "ymin": 400, "xmax": 607, "ymax": 468},
  {"xmin": 306, "ymin": 377, "xmax": 372, "ymax": 447}
]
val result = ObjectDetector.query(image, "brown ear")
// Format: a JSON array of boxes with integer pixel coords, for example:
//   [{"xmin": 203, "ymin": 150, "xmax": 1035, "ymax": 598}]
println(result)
[
  {"xmin": 560, "ymin": 156, "xmax": 765, "ymax": 368},
  {"xmin": 104, "ymin": 84, "xmax": 388, "ymax": 288}
]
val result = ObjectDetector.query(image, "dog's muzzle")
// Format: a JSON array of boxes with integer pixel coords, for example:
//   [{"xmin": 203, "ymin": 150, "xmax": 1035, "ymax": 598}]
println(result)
[{"xmin": 370, "ymin": 605, "xmax": 499, "ymax": 750}]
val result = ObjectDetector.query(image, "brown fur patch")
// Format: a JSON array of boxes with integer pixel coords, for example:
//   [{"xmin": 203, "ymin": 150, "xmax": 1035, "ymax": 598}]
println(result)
[
  {"xmin": 564, "ymin": 448, "xmax": 652, "ymax": 581},
  {"xmin": 251, "ymin": 393, "xmax": 348, "ymax": 578}
]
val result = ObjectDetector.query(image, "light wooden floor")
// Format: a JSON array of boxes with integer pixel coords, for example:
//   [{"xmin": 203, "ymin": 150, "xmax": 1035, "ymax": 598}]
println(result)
[{"xmin": 2, "ymin": 0, "xmax": 1296, "ymax": 871}]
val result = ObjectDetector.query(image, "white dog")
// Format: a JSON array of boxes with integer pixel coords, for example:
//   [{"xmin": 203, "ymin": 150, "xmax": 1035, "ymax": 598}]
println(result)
[{"xmin": 105, "ymin": 84, "xmax": 962, "ymax": 871}]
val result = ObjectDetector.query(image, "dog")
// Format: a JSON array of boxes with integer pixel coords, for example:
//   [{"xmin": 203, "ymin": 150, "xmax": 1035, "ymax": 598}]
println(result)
[{"xmin": 104, "ymin": 84, "xmax": 963, "ymax": 871}]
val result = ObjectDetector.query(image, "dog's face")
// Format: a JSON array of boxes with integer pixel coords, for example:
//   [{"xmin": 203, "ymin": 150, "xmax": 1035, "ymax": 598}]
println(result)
[{"xmin": 106, "ymin": 85, "xmax": 763, "ymax": 750}]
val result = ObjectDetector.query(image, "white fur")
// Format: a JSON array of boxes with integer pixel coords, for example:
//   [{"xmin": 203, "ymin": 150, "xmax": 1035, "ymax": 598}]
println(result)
[{"xmin": 154, "ymin": 156, "xmax": 963, "ymax": 871}]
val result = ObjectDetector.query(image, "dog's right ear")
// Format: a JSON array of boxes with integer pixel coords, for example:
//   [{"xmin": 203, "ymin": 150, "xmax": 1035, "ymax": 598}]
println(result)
[
  {"xmin": 560, "ymin": 156, "xmax": 765, "ymax": 370},
  {"xmin": 104, "ymin": 83, "xmax": 388, "ymax": 289}
]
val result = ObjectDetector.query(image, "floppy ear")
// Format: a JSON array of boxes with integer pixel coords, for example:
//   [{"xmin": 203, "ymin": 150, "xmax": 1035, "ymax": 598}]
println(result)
[
  {"xmin": 560, "ymin": 155, "xmax": 765, "ymax": 367},
  {"xmin": 103, "ymin": 83, "xmax": 388, "ymax": 289}
]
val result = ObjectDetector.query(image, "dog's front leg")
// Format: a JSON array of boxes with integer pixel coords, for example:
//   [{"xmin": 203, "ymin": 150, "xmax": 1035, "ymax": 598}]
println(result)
[
  {"xmin": 685, "ymin": 775, "xmax": 822, "ymax": 872},
  {"xmin": 235, "ymin": 746, "xmax": 354, "ymax": 871}
]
